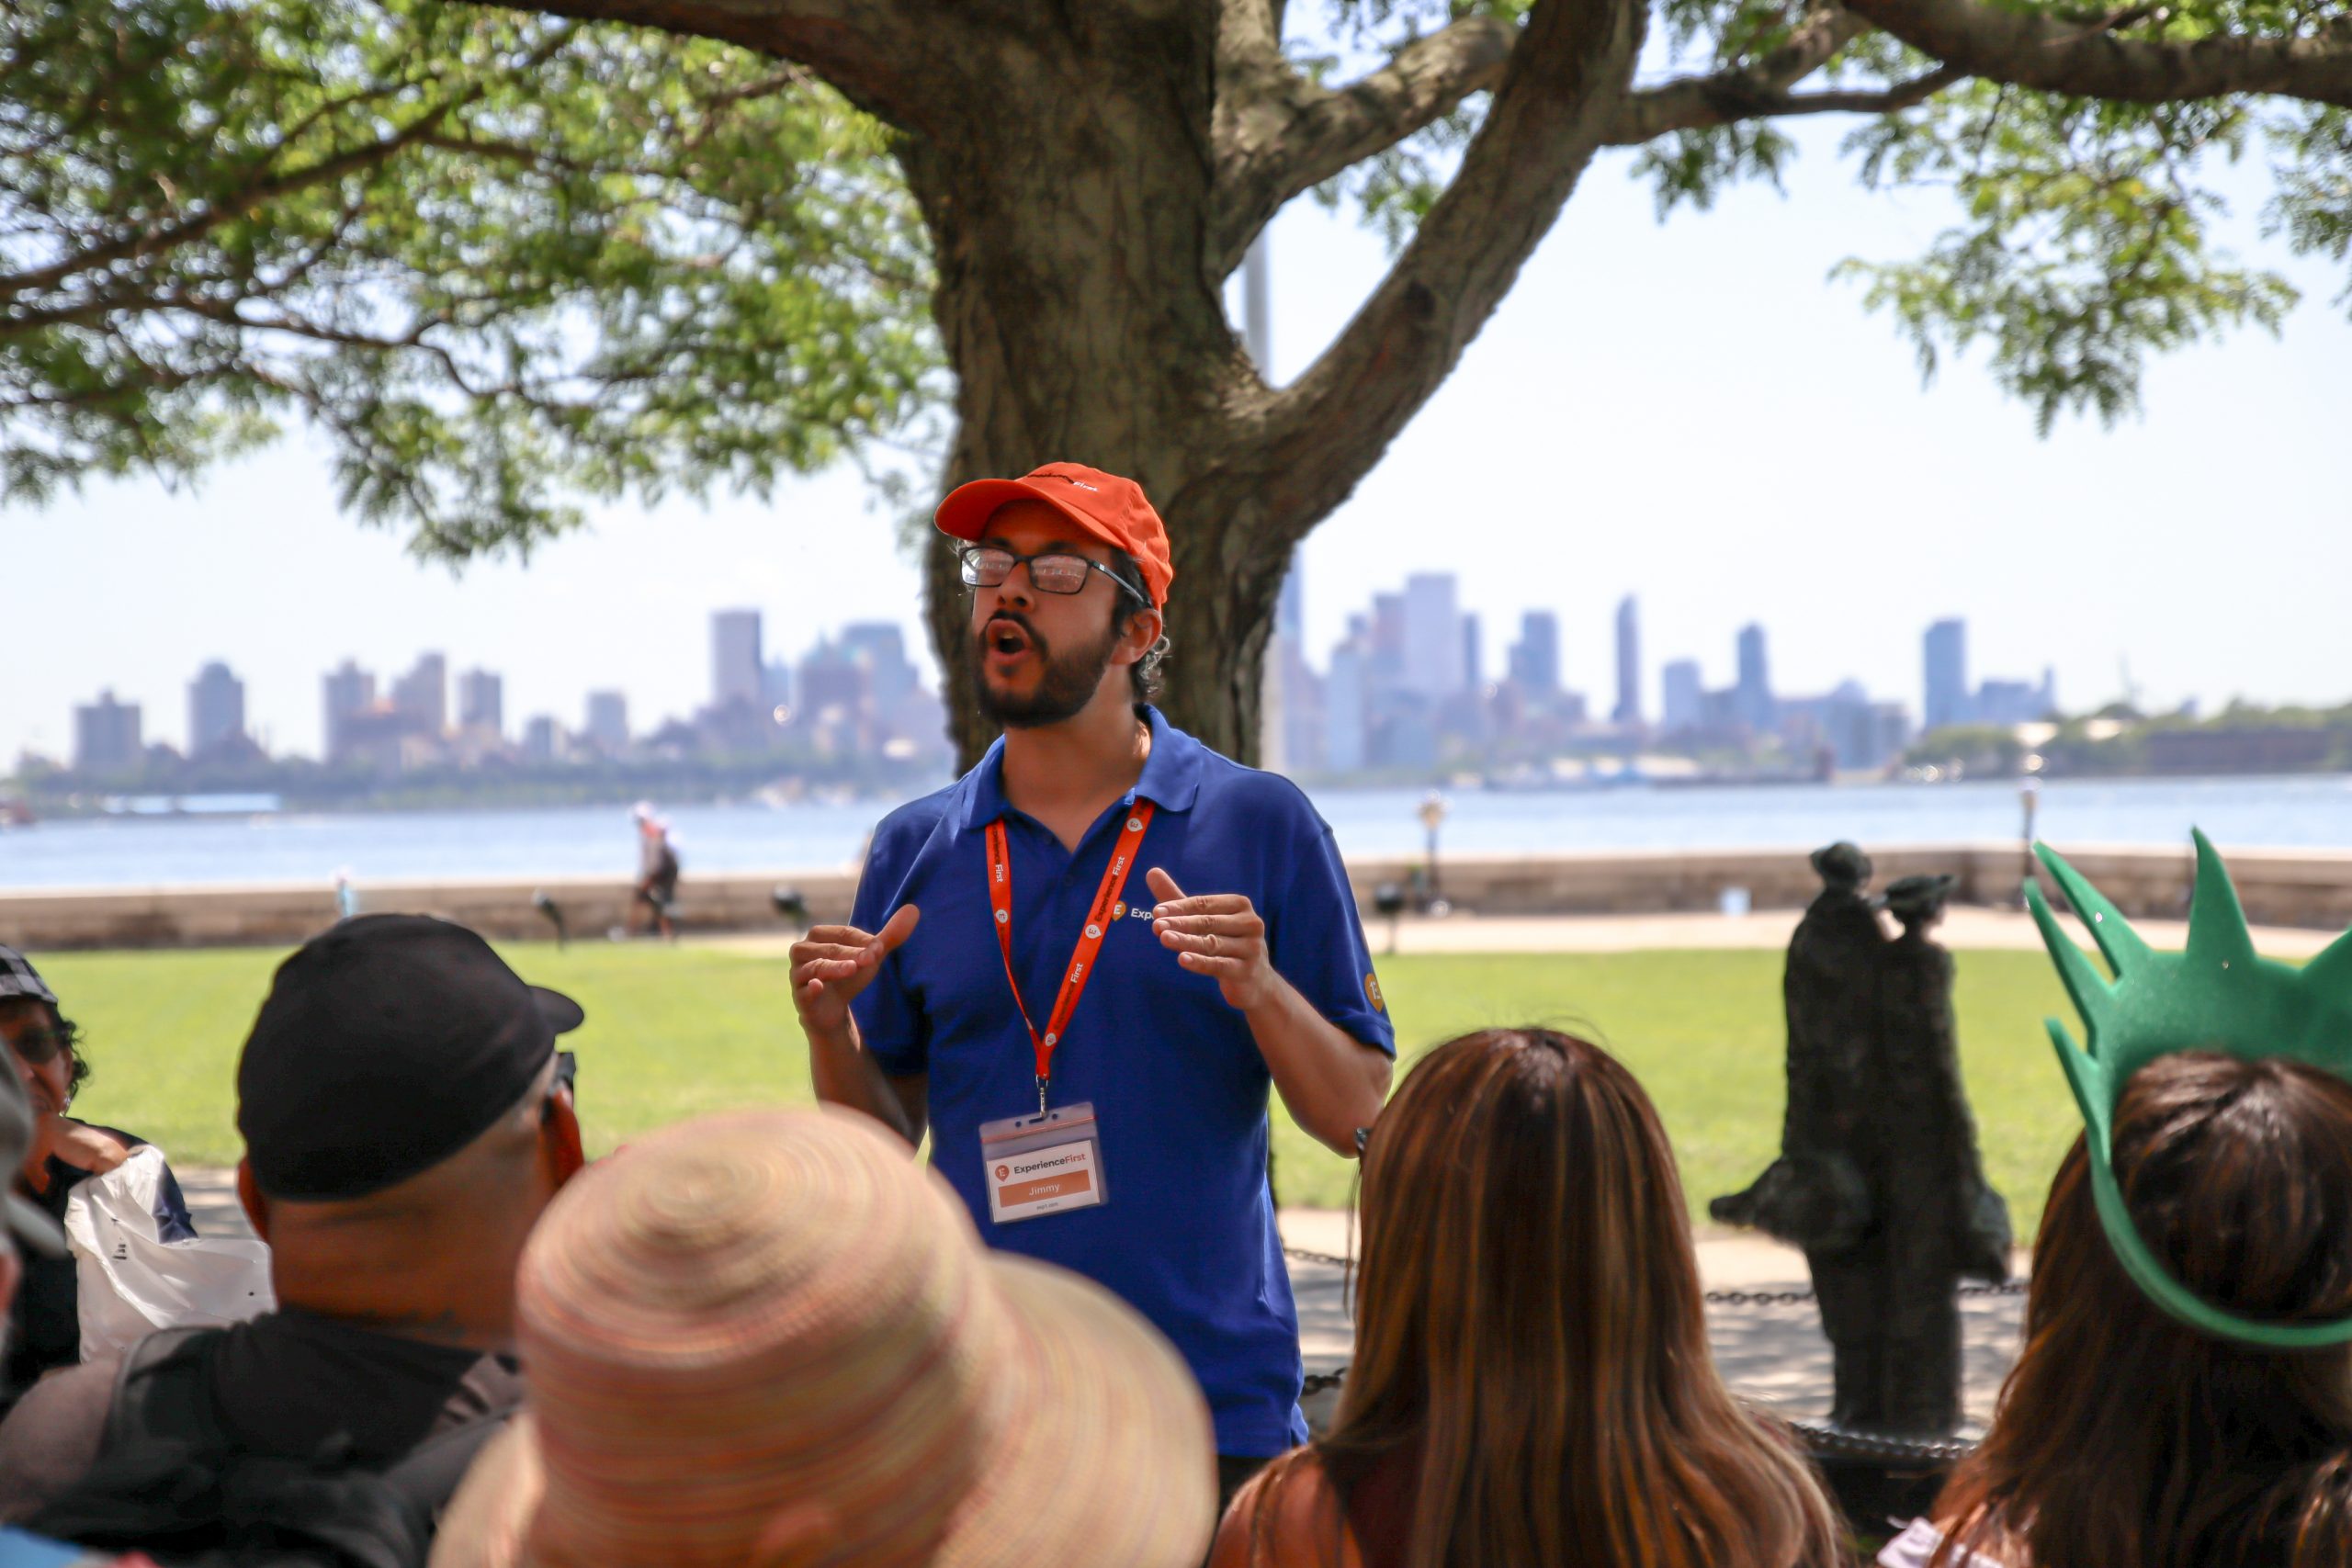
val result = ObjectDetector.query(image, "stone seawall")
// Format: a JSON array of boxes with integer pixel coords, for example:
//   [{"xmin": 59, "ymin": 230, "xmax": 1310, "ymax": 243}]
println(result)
[{"xmin": 6, "ymin": 841, "xmax": 2346, "ymax": 951}]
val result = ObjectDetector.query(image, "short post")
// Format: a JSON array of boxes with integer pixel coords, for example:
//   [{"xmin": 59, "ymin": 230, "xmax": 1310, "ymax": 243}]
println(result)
[{"xmin": 1417, "ymin": 792, "xmax": 1449, "ymax": 911}]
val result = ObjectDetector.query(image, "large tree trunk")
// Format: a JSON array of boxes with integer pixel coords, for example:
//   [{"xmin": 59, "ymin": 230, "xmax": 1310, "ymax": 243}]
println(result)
[{"xmin": 896, "ymin": 42, "xmax": 1299, "ymax": 771}]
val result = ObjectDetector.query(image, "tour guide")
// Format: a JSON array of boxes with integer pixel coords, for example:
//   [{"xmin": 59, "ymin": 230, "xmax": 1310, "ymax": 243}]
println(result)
[{"xmin": 792, "ymin": 463, "xmax": 1394, "ymax": 1483}]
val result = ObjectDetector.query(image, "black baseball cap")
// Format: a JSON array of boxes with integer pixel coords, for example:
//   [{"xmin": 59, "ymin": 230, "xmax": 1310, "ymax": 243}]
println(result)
[{"xmin": 237, "ymin": 914, "xmax": 584, "ymax": 1201}]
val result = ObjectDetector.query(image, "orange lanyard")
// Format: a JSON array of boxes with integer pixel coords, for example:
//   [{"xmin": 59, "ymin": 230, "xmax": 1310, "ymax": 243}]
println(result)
[{"xmin": 985, "ymin": 801, "xmax": 1155, "ymax": 1113}]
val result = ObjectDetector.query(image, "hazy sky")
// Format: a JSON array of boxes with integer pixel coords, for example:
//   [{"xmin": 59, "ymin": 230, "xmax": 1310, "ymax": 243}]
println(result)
[{"xmin": 10, "ymin": 110, "xmax": 2348, "ymax": 763}]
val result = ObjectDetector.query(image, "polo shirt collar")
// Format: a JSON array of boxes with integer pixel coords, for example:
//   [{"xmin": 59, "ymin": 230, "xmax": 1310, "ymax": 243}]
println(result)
[{"xmin": 955, "ymin": 705, "xmax": 1202, "ymax": 832}]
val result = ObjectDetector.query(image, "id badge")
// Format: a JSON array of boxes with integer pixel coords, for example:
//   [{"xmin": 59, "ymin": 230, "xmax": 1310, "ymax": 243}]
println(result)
[{"xmin": 978, "ymin": 1101, "xmax": 1107, "ymax": 1224}]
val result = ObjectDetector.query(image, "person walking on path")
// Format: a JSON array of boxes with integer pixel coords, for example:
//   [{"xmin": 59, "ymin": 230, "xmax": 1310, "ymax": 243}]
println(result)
[
  {"xmin": 789, "ymin": 463, "xmax": 1395, "ymax": 1508},
  {"xmin": 626, "ymin": 804, "xmax": 679, "ymax": 941}
]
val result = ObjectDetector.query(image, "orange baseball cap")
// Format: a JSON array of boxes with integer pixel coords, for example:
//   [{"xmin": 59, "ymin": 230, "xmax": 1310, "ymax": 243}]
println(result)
[{"xmin": 934, "ymin": 463, "xmax": 1174, "ymax": 609}]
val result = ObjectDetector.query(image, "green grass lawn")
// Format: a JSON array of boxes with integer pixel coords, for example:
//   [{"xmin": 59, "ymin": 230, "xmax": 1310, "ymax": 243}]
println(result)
[{"xmin": 37, "ymin": 943, "xmax": 2087, "ymax": 1230}]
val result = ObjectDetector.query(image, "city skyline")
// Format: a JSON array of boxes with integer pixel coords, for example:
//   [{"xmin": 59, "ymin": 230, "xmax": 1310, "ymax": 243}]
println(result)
[
  {"xmin": 42, "ymin": 592, "xmax": 2109, "ymax": 782},
  {"xmin": 9, "ymin": 109, "xmax": 2346, "ymax": 764}
]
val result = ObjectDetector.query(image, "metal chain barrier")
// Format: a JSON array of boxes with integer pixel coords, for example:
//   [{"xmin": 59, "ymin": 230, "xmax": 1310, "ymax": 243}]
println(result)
[{"xmin": 1283, "ymin": 1246, "xmax": 2025, "ymax": 1464}]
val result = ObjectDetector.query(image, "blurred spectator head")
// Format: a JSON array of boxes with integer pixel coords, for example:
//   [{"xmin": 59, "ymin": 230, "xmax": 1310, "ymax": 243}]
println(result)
[
  {"xmin": 1935, "ymin": 1051, "xmax": 2352, "ymax": 1568},
  {"xmin": 0, "ymin": 944, "xmax": 87, "ymax": 1138},
  {"xmin": 431, "ymin": 1107, "xmax": 1216, "ymax": 1568},
  {"xmin": 1, "ymin": 1036, "xmax": 69, "ymax": 1366}
]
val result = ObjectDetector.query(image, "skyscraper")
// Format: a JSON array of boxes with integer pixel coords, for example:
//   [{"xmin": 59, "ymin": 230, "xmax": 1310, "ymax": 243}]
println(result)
[
  {"xmin": 391, "ymin": 653, "xmax": 447, "ymax": 735},
  {"xmin": 1322, "ymin": 619, "xmax": 1369, "ymax": 773},
  {"xmin": 1508, "ymin": 612, "xmax": 1561, "ymax": 700},
  {"xmin": 187, "ymin": 661, "xmax": 246, "ymax": 756},
  {"xmin": 458, "ymin": 670, "xmax": 503, "ymax": 738},
  {"xmin": 1736, "ymin": 624, "xmax": 1774, "ymax": 730},
  {"xmin": 712, "ymin": 610, "xmax": 764, "ymax": 711},
  {"xmin": 523, "ymin": 716, "xmax": 563, "ymax": 763},
  {"xmin": 322, "ymin": 660, "xmax": 375, "ymax": 763},
  {"xmin": 1612, "ymin": 596, "xmax": 1641, "ymax": 726},
  {"xmin": 73, "ymin": 691, "xmax": 142, "ymax": 774},
  {"xmin": 584, "ymin": 691, "xmax": 629, "ymax": 753},
  {"xmin": 1402, "ymin": 573, "xmax": 1464, "ymax": 697},
  {"xmin": 1461, "ymin": 613, "xmax": 1483, "ymax": 692},
  {"xmin": 1924, "ymin": 618, "xmax": 1970, "ymax": 732},
  {"xmin": 840, "ymin": 623, "xmax": 918, "ymax": 708},
  {"xmin": 1661, "ymin": 660, "xmax": 1703, "ymax": 732}
]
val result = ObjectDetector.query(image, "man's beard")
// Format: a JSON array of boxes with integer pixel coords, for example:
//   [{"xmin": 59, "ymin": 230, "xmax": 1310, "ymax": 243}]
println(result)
[{"xmin": 973, "ymin": 612, "xmax": 1120, "ymax": 729}]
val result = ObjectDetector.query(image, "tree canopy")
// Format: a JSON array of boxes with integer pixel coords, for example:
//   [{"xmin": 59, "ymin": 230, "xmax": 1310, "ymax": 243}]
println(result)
[
  {"xmin": 2, "ymin": 0, "xmax": 933, "ymax": 555},
  {"xmin": 5, "ymin": 0, "xmax": 2347, "ymax": 756}
]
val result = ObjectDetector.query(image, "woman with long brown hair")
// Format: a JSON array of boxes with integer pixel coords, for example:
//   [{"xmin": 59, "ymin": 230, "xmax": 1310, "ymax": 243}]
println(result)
[
  {"xmin": 1212, "ymin": 1027, "xmax": 1845, "ymax": 1568},
  {"xmin": 1885, "ymin": 1051, "xmax": 2352, "ymax": 1568}
]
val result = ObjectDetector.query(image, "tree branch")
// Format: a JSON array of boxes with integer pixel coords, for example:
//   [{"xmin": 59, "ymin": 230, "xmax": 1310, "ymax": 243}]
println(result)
[
  {"xmin": 1600, "ymin": 2, "xmax": 1937, "ymax": 143},
  {"xmin": 460, "ymin": 0, "xmax": 937, "ymax": 126},
  {"xmin": 1212, "ymin": 14, "xmax": 1519, "ymax": 277},
  {"xmin": 1839, "ymin": 0, "xmax": 2352, "ymax": 108},
  {"xmin": 1244, "ymin": 0, "xmax": 1645, "ymax": 538},
  {"xmin": 1606, "ymin": 62, "xmax": 1962, "ymax": 143}
]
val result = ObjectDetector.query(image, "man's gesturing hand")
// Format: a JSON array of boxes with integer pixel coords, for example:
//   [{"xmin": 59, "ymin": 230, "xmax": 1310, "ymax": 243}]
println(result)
[
  {"xmin": 1147, "ymin": 867, "xmax": 1279, "ymax": 1012},
  {"xmin": 789, "ymin": 906, "xmax": 920, "ymax": 1042}
]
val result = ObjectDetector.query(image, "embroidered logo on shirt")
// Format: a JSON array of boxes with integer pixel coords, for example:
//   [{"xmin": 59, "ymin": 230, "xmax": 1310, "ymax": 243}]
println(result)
[{"xmin": 1365, "ymin": 973, "xmax": 1385, "ymax": 1013}]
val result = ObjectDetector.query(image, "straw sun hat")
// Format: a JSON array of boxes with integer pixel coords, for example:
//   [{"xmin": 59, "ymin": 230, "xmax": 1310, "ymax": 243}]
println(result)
[{"xmin": 431, "ymin": 1106, "xmax": 1216, "ymax": 1568}]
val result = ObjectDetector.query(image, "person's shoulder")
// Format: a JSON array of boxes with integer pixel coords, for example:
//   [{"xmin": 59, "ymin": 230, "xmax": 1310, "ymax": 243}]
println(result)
[
  {"xmin": 1209, "ymin": 1452, "xmax": 1354, "ymax": 1568},
  {"xmin": 0, "ymin": 1352, "xmax": 124, "ymax": 1524},
  {"xmin": 863, "ymin": 782, "xmax": 970, "ymax": 868},
  {"xmin": 1185, "ymin": 750, "xmax": 1328, "ymax": 835}
]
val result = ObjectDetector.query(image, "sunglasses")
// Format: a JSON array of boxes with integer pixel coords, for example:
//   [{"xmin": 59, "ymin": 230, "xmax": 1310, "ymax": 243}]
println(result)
[
  {"xmin": 956, "ymin": 545, "xmax": 1149, "ymax": 609},
  {"xmin": 6, "ymin": 1027, "xmax": 73, "ymax": 1069}
]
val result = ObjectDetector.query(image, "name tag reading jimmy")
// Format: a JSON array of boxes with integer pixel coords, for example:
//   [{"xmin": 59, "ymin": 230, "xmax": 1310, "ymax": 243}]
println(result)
[{"xmin": 979, "ymin": 1101, "xmax": 1107, "ymax": 1224}]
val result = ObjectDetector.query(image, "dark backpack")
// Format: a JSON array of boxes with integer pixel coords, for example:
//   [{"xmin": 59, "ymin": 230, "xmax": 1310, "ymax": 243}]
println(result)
[{"xmin": 25, "ymin": 1328, "xmax": 514, "ymax": 1568}]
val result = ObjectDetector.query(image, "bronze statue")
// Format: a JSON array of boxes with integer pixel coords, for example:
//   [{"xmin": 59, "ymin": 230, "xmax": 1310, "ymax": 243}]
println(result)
[{"xmin": 1713, "ymin": 847, "xmax": 2012, "ymax": 1434}]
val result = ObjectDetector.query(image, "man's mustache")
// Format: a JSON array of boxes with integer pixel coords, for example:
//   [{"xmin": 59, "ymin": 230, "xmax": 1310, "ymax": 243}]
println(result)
[{"xmin": 978, "ymin": 611, "xmax": 1044, "ymax": 652}]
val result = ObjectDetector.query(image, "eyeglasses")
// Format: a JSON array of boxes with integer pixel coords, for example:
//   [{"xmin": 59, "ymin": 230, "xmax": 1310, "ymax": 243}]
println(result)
[{"xmin": 957, "ymin": 545, "xmax": 1149, "ymax": 610}]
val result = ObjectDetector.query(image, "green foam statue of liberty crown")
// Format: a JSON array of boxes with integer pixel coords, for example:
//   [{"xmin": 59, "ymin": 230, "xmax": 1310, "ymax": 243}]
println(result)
[{"xmin": 2027, "ymin": 830, "xmax": 2352, "ymax": 1348}]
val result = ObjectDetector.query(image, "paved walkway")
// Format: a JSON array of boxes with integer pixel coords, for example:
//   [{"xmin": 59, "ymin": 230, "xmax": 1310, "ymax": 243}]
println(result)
[
  {"xmin": 178, "ymin": 1171, "xmax": 2023, "ymax": 1438},
  {"xmin": 696, "ymin": 906, "xmax": 2336, "ymax": 959}
]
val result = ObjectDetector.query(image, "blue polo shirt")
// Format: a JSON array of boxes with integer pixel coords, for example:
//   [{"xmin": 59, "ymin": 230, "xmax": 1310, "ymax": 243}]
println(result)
[{"xmin": 848, "ymin": 706, "xmax": 1395, "ymax": 1455}]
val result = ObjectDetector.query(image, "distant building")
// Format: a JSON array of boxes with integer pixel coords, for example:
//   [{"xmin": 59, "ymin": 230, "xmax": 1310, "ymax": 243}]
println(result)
[
  {"xmin": 1612, "ymin": 596, "xmax": 1641, "ymax": 726},
  {"xmin": 390, "ymin": 654, "xmax": 447, "ymax": 737},
  {"xmin": 1324, "ymin": 623, "xmax": 1370, "ymax": 773},
  {"xmin": 1975, "ymin": 669, "xmax": 2058, "ymax": 727},
  {"xmin": 839, "ymin": 624, "xmax": 918, "ymax": 710},
  {"xmin": 1779, "ymin": 681, "xmax": 1912, "ymax": 772},
  {"xmin": 584, "ymin": 691, "xmax": 629, "ymax": 754},
  {"xmin": 711, "ymin": 610, "xmax": 764, "ymax": 711},
  {"xmin": 1401, "ymin": 574, "xmax": 1464, "ymax": 698},
  {"xmin": 187, "ymin": 662, "xmax": 246, "ymax": 756},
  {"xmin": 1508, "ymin": 612, "xmax": 1561, "ymax": 701},
  {"xmin": 1736, "ymin": 624, "xmax": 1775, "ymax": 731},
  {"xmin": 322, "ymin": 660, "xmax": 376, "ymax": 763},
  {"xmin": 1461, "ymin": 613, "xmax": 1483, "ymax": 693},
  {"xmin": 1660, "ymin": 660, "xmax": 1704, "ymax": 733},
  {"xmin": 73, "ymin": 691, "xmax": 142, "ymax": 775},
  {"xmin": 458, "ymin": 670, "xmax": 503, "ymax": 739},
  {"xmin": 1924, "ymin": 619, "xmax": 1970, "ymax": 732},
  {"xmin": 763, "ymin": 658, "xmax": 795, "ymax": 716},
  {"xmin": 523, "ymin": 716, "xmax": 564, "ymax": 763}
]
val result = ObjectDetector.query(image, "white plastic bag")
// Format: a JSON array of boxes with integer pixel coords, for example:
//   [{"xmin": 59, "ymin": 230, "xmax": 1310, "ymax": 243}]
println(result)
[{"xmin": 62, "ymin": 1145, "xmax": 275, "ymax": 1359}]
